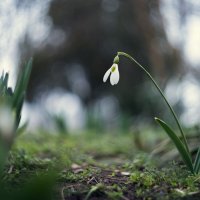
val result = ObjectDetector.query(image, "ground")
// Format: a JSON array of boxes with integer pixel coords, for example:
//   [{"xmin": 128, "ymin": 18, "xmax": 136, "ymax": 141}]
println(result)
[{"xmin": 1, "ymin": 128, "xmax": 200, "ymax": 200}]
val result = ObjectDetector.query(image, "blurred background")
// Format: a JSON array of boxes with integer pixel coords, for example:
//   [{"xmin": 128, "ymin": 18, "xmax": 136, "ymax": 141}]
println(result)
[{"xmin": 0, "ymin": 0, "xmax": 200, "ymax": 132}]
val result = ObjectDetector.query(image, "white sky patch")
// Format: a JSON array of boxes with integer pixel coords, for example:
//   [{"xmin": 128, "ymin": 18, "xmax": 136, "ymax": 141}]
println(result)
[
  {"xmin": 21, "ymin": 102, "xmax": 48, "ymax": 131},
  {"xmin": 165, "ymin": 75, "xmax": 200, "ymax": 126},
  {"xmin": 184, "ymin": 16, "xmax": 200, "ymax": 66},
  {"xmin": 180, "ymin": 78, "xmax": 200, "ymax": 126},
  {"xmin": 0, "ymin": 0, "xmax": 52, "ymax": 87},
  {"xmin": 161, "ymin": 0, "xmax": 200, "ymax": 126},
  {"xmin": 160, "ymin": 0, "xmax": 182, "ymax": 47},
  {"xmin": 21, "ymin": 90, "xmax": 86, "ymax": 132},
  {"xmin": 42, "ymin": 89, "xmax": 86, "ymax": 131},
  {"xmin": 160, "ymin": 0, "xmax": 200, "ymax": 67},
  {"xmin": 165, "ymin": 78, "xmax": 182, "ymax": 105}
]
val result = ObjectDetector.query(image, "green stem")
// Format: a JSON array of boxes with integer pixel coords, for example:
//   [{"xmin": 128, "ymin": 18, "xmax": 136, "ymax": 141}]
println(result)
[{"xmin": 117, "ymin": 51, "xmax": 190, "ymax": 155}]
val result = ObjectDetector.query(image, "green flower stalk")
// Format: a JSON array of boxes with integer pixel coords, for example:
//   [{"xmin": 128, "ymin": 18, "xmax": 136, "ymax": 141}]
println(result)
[
  {"xmin": 116, "ymin": 52, "xmax": 189, "ymax": 153},
  {"xmin": 103, "ymin": 52, "xmax": 199, "ymax": 174}
]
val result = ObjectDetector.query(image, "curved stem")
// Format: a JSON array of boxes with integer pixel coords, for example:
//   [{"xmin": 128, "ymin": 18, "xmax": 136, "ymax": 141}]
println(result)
[{"xmin": 117, "ymin": 51, "xmax": 190, "ymax": 155}]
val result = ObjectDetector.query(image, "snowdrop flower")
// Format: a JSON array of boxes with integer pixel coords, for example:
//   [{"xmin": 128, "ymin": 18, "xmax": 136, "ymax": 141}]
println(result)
[{"xmin": 103, "ymin": 63, "xmax": 120, "ymax": 85}]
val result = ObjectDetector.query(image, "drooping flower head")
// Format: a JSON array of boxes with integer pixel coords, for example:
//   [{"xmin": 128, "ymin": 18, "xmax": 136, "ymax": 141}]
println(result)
[{"xmin": 103, "ymin": 56, "xmax": 120, "ymax": 85}]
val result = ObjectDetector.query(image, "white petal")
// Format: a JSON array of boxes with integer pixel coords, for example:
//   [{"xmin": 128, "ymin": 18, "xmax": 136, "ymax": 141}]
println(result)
[
  {"xmin": 103, "ymin": 68, "xmax": 111, "ymax": 82},
  {"xmin": 110, "ymin": 68, "xmax": 120, "ymax": 85},
  {"xmin": 110, "ymin": 75, "xmax": 115, "ymax": 85}
]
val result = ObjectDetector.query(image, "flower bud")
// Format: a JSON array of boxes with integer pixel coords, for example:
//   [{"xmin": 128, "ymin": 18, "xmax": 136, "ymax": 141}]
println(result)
[{"xmin": 113, "ymin": 55, "xmax": 119, "ymax": 64}]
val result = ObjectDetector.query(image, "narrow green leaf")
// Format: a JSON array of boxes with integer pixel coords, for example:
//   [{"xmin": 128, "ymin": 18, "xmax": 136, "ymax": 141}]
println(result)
[
  {"xmin": 194, "ymin": 147, "xmax": 200, "ymax": 174},
  {"xmin": 17, "ymin": 121, "xmax": 28, "ymax": 136},
  {"xmin": 12, "ymin": 58, "xmax": 32, "ymax": 128},
  {"xmin": 0, "ymin": 73, "xmax": 10, "ymax": 98},
  {"xmin": 13, "ymin": 58, "xmax": 32, "ymax": 108},
  {"xmin": 155, "ymin": 117, "xmax": 194, "ymax": 173},
  {"xmin": 3, "ymin": 73, "xmax": 9, "ymax": 89},
  {"xmin": 15, "ymin": 92, "xmax": 25, "ymax": 128}
]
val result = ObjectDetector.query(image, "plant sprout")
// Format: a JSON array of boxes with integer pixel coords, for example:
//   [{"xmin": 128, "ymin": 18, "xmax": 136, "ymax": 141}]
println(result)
[
  {"xmin": 0, "ymin": 58, "xmax": 32, "ymax": 174},
  {"xmin": 103, "ymin": 52, "xmax": 200, "ymax": 174}
]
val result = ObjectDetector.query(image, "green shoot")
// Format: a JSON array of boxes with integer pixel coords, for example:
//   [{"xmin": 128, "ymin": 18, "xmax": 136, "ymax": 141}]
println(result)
[
  {"xmin": 12, "ymin": 58, "xmax": 33, "ymax": 129},
  {"xmin": 0, "ymin": 58, "xmax": 32, "ymax": 175}
]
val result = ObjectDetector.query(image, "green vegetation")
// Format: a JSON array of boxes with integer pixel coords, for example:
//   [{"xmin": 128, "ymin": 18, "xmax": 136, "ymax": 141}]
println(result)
[
  {"xmin": 111, "ymin": 52, "xmax": 200, "ymax": 174},
  {"xmin": 1, "ymin": 130, "xmax": 200, "ymax": 200},
  {"xmin": 0, "ymin": 60, "xmax": 32, "ymax": 177},
  {"xmin": 1, "ymin": 55, "xmax": 200, "ymax": 199},
  {"xmin": 0, "ymin": 58, "xmax": 32, "ymax": 129}
]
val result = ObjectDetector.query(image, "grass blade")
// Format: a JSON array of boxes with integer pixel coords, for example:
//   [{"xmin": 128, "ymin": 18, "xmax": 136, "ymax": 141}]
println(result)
[
  {"xmin": 155, "ymin": 117, "xmax": 194, "ymax": 173},
  {"xmin": 194, "ymin": 147, "xmax": 200, "ymax": 174}
]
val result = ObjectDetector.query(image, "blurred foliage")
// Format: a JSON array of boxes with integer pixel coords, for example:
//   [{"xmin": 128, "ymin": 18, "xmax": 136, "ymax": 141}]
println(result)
[
  {"xmin": 0, "ymin": 59, "xmax": 32, "ymax": 185},
  {"xmin": 23, "ymin": 0, "xmax": 183, "ymax": 118},
  {"xmin": 52, "ymin": 114, "xmax": 68, "ymax": 134}
]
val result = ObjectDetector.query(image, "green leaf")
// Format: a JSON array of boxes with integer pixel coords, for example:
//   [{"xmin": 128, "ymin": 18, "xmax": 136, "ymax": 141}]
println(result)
[
  {"xmin": 0, "ymin": 72, "xmax": 8, "ymax": 97},
  {"xmin": 13, "ymin": 58, "xmax": 32, "ymax": 107},
  {"xmin": 16, "ymin": 121, "xmax": 28, "ymax": 136},
  {"xmin": 3, "ymin": 73, "xmax": 8, "ymax": 88},
  {"xmin": 194, "ymin": 147, "xmax": 200, "ymax": 174},
  {"xmin": 155, "ymin": 117, "xmax": 194, "ymax": 173},
  {"xmin": 12, "ymin": 58, "xmax": 32, "ymax": 128}
]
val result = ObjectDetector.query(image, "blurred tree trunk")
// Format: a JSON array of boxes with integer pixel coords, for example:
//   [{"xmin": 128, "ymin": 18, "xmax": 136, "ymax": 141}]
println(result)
[{"xmin": 27, "ymin": 0, "xmax": 183, "ymax": 116}]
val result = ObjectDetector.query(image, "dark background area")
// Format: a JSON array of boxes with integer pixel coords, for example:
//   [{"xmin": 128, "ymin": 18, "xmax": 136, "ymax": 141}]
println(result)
[
  {"xmin": 1, "ymin": 0, "xmax": 200, "ymax": 130},
  {"xmin": 26, "ymin": 0, "xmax": 182, "ymax": 118}
]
